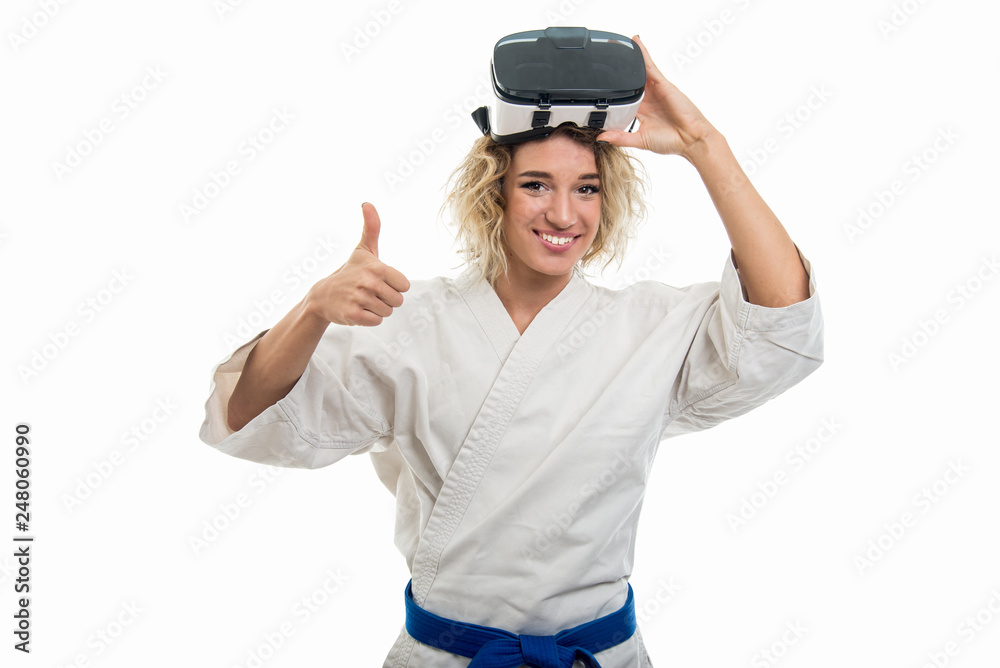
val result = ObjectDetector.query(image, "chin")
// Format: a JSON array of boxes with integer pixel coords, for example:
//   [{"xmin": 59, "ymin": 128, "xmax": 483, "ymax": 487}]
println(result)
[{"xmin": 529, "ymin": 257, "xmax": 579, "ymax": 276}]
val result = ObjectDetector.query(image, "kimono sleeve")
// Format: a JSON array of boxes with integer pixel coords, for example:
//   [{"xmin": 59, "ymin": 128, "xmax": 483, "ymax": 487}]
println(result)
[
  {"xmin": 198, "ymin": 328, "xmax": 393, "ymax": 469},
  {"xmin": 662, "ymin": 246, "xmax": 824, "ymax": 437}
]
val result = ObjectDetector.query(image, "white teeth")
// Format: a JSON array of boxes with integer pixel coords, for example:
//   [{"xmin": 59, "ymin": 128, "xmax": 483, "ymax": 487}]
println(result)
[{"xmin": 540, "ymin": 232, "xmax": 573, "ymax": 245}]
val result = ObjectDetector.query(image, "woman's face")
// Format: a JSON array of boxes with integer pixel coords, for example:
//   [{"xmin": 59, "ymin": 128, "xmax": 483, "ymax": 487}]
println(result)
[{"xmin": 500, "ymin": 133, "xmax": 602, "ymax": 285}]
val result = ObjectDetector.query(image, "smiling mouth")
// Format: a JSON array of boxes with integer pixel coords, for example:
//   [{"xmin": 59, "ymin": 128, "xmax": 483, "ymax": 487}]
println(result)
[{"xmin": 534, "ymin": 230, "xmax": 580, "ymax": 246}]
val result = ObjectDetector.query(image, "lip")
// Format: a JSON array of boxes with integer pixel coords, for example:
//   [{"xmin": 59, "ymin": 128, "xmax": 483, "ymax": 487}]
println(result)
[{"xmin": 533, "ymin": 229, "xmax": 580, "ymax": 253}]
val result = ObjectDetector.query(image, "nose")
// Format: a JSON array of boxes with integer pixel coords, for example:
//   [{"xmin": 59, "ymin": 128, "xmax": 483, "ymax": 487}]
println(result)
[{"xmin": 545, "ymin": 190, "xmax": 575, "ymax": 229}]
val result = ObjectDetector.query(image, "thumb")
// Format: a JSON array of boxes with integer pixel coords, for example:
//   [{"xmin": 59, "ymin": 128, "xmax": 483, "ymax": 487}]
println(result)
[{"xmin": 358, "ymin": 202, "xmax": 380, "ymax": 257}]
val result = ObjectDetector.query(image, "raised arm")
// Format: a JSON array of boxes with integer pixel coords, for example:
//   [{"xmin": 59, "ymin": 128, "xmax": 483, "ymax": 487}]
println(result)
[
  {"xmin": 598, "ymin": 35, "xmax": 809, "ymax": 308},
  {"xmin": 227, "ymin": 203, "xmax": 410, "ymax": 431}
]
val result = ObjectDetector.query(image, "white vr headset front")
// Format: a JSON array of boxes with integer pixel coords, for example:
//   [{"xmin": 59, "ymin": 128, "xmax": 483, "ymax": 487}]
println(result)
[{"xmin": 472, "ymin": 27, "xmax": 646, "ymax": 144}]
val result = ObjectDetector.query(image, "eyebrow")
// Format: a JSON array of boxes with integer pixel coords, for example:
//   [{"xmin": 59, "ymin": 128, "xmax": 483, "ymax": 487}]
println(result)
[{"xmin": 516, "ymin": 170, "xmax": 601, "ymax": 180}]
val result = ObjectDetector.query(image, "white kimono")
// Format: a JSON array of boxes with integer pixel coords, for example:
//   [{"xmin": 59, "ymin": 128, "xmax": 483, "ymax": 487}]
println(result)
[{"xmin": 199, "ymin": 250, "xmax": 823, "ymax": 667}]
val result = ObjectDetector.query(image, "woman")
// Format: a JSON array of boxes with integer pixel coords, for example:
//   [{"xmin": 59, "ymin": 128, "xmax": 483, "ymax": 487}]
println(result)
[{"xmin": 200, "ymin": 35, "xmax": 823, "ymax": 668}]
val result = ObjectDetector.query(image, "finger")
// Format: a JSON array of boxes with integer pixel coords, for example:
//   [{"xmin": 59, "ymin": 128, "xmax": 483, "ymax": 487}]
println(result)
[
  {"xmin": 382, "ymin": 265, "xmax": 410, "ymax": 294},
  {"xmin": 358, "ymin": 202, "xmax": 381, "ymax": 258},
  {"xmin": 353, "ymin": 310, "xmax": 384, "ymax": 327},
  {"xmin": 632, "ymin": 35, "xmax": 668, "ymax": 86},
  {"xmin": 634, "ymin": 35, "xmax": 685, "ymax": 99},
  {"xmin": 598, "ymin": 129, "xmax": 644, "ymax": 150},
  {"xmin": 375, "ymin": 284, "xmax": 405, "ymax": 309},
  {"xmin": 361, "ymin": 295, "xmax": 394, "ymax": 318},
  {"xmin": 362, "ymin": 276, "xmax": 404, "ymax": 313}
]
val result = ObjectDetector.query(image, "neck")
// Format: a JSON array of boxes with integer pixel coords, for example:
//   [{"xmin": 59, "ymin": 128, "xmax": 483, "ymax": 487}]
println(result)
[{"xmin": 491, "ymin": 262, "xmax": 574, "ymax": 333}]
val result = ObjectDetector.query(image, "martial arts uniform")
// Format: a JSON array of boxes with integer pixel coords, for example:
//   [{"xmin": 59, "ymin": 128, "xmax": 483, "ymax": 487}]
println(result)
[{"xmin": 199, "ymin": 249, "xmax": 824, "ymax": 667}]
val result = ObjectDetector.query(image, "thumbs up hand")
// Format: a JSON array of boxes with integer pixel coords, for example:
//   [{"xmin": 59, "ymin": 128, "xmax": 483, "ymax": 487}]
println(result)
[{"xmin": 306, "ymin": 203, "xmax": 411, "ymax": 327}]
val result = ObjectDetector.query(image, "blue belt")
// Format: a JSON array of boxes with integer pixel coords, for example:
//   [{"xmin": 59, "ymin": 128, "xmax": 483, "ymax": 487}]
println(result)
[{"xmin": 403, "ymin": 580, "xmax": 636, "ymax": 668}]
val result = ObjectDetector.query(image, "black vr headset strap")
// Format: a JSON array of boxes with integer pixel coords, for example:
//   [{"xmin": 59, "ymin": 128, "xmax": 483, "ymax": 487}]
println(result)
[{"xmin": 472, "ymin": 106, "xmax": 490, "ymax": 136}]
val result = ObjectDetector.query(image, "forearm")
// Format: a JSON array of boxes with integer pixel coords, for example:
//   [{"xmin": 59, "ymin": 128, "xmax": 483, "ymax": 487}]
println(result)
[
  {"xmin": 227, "ymin": 297, "xmax": 330, "ymax": 432},
  {"xmin": 683, "ymin": 131, "xmax": 810, "ymax": 307}
]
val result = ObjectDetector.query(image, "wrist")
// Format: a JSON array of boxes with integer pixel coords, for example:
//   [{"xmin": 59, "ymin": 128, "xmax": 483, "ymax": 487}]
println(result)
[
  {"xmin": 681, "ymin": 128, "xmax": 728, "ymax": 169},
  {"xmin": 299, "ymin": 289, "xmax": 333, "ymax": 329}
]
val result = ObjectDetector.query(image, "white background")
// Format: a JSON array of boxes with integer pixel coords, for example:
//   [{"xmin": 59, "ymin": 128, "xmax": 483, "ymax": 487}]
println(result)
[{"xmin": 3, "ymin": 0, "xmax": 999, "ymax": 666}]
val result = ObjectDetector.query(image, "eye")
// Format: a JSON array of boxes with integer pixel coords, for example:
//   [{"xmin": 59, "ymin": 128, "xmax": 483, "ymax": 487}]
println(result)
[
  {"xmin": 520, "ymin": 181, "xmax": 546, "ymax": 192},
  {"xmin": 578, "ymin": 184, "xmax": 601, "ymax": 195}
]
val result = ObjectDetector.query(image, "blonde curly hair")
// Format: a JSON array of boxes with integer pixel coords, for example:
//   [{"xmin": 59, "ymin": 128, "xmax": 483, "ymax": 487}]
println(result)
[{"xmin": 439, "ymin": 123, "xmax": 649, "ymax": 286}]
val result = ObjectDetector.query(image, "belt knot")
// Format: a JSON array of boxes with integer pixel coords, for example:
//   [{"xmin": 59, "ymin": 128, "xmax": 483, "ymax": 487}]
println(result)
[{"xmin": 519, "ymin": 633, "xmax": 561, "ymax": 668}]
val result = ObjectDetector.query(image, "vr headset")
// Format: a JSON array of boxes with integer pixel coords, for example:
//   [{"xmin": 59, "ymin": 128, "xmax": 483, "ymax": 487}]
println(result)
[{"xmin": 472, "ymin": 27, "xmax": 646, "ymax": 144}]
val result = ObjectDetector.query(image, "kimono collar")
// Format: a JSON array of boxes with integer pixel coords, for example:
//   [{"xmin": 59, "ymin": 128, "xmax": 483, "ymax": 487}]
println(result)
[{"xmin": 453, "ymin": 266, "xmax": 591, "ymax": 363}]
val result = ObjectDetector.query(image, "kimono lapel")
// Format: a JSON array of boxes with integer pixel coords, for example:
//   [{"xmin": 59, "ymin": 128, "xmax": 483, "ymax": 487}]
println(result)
[
  {"xmin": 409, "ymin": 268, "xmax": 592, "ymax": 605},
  {"xmin": 451, "ymin": 267, "xmax": 521, "ymax": 364}
]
